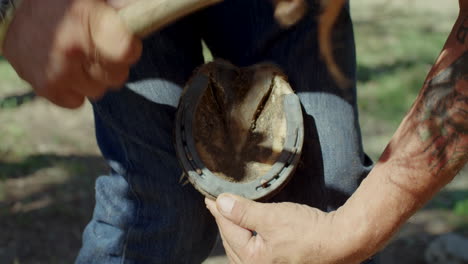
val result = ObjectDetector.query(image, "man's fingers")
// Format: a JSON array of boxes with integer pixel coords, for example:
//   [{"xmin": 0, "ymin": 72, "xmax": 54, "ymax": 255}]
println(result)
[
  {"xmin": 107, "ymin": 0, "xmax": 139, "ymax": 9},
  {"xmin": 45, "ymin": 72, "xmax": 106, "ymax": 104},
  {"xmin": 35, "ymin": 53, "xmax": 102, "ymax": 107},
  {"xmin": 71, "ymin": 75, "xmax": 108, "ymax": 99},
  {"xmin": 206, "ymin": 198, "xmax": 252, "ymax": 262},
  {"xmin": 84, "ymin": 1, "xmax": 141, "ymax": 92},
  {"xmin": 219, "ymin": 229, "xmax": 247, "ymax": 264},
  {"xmin": 38, "ymin": 87, "xmax": 86, "ymax": 109},
  {"xmin": 215, "ymin": 194, "xmax": 270, "ymax": 233},
  {"xmin": 206, "ymin": 198, "xmax": 253, "ymax": 247},
  {"xmin": 85, "ymin": 62, "xmax": 130, "ymax": 87},
  {"xmin": 89, "ymin": 2, "xmax": 142, "ymax": 65},
  {"xmin": 62, "ymin": 57, "xmax": 110, "ymax": 99}
]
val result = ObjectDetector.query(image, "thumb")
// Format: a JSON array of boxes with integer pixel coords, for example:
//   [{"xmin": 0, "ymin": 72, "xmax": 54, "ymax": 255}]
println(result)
[
  {"xmin": 88, "ymin": 1, "xmax": 142, "ymax": 64},
  {"xmin": 273, "ymin": 0, "xmax": 308, "ymax": 27},
  {"xmin": 216, "ymin": 194, "xmax": 269, "ymax": 232},
  {"xmin": 107, "ymin": 0, "xmax": 139, "ymax": 9}
]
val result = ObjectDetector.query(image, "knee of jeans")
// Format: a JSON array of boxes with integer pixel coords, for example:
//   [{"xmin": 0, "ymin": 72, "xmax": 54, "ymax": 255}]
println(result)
[
  {"xmin": 77, "ymin": 175, "xmax": 134, "ymax": 261},
  {"xmin": 80, "ymin": 220, "xmax": 127, "ymax": 258},
  {"xmin": 323, "ymin": 150, "xmax": 373, "ymax": 210},
  {"xmin": 92, "ymin": 174, "xmax": 137, "ymax": 227},
  {"xmin": 299, "ymin": 93, "xmax": 371, "ymax": 207},
  {"xmin": 325, "ymin": 153, "xmax": 365, "ymax": 189},
  {"xmin": 92, "ymin": 88, "xmax": 182, "ymax": 168}
]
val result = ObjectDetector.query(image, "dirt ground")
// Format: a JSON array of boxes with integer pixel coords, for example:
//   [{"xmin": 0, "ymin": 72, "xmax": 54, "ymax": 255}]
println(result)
[{"xmin": 0, "ymin": 0, "xmax": 467, "ymax": 263}]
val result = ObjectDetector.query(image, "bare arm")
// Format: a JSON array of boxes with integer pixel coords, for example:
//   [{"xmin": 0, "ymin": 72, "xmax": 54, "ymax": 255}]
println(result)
[
  {"xmin": 338, "ymin": 1, "xmax": 468, "ymax": 258},
  {"xmin": 202, "ymin": 2, "xmax": 467, "ymax": 264}
]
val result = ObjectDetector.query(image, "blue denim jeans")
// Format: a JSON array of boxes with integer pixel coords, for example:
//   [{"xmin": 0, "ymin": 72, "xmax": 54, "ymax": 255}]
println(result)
[{"xmin": 76, "ymin": 0, "xmax": 376, "ymax": 263}]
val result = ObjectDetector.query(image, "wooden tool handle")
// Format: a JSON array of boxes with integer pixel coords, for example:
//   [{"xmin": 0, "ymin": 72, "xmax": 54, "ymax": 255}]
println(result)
[{"xmin": 118, "ymin": 0, "xmax": 223, "ymax": 37}]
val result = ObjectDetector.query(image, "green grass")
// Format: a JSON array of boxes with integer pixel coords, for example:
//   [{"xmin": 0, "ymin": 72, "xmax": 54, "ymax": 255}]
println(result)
[
  {"xmin": 0, "ymin": 57, "xmax": 27, "ymax": 93},
  {"xmin": 454, "ymin": 199, "xmax": 468, "ymax": 216},
  {"xmin": 352, "ymin": 1, "xmax": 466, "ymax": 221},
  {"xmin": 354, "ymin": 6, "xmax": 455, "ymax": 125}
]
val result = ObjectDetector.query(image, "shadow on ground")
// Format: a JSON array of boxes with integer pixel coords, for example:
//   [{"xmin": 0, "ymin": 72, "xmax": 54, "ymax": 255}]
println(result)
[
  {"xmin": 0, "ymin": 91, "xmax": 36, "ymax": 109},
  {"xmin": 0, "ymin": 154, "xmax": 107, "ymax": 264}
]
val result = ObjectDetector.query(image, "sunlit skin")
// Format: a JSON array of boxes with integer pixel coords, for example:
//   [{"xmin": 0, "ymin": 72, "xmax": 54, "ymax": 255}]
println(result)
[
  {"xmin": 2, "ymin": 0, "xmax": 303, "ymax": 109},
  {"xmin": 2, "ymin": 0, "xmax": 467, "ymax": 263},
  {"xmin": 3, "ymin": 0, "xmax": 142, "ymax": 108},
  {"xmin": 206, "ymin": 1, "xmax": 468, "ymax": 263}
]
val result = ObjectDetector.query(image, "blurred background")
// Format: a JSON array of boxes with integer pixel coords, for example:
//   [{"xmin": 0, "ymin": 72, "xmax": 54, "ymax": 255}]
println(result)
[{"xmin": 0, "ymin": 0, "xmax": 467, "ymax": 263}]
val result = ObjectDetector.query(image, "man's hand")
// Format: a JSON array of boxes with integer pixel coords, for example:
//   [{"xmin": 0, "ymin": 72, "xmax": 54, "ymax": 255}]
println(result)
[
  {"xmin": 205, "ymin": 194, "xmax": 370, "ymax": 264},
  {"xmin": 3, "ymin": 0, "xmax": 142, "ymax": 108},
  {"xmin": 207, "ymin": 4, "xmax": 468, "ymax": 264}
]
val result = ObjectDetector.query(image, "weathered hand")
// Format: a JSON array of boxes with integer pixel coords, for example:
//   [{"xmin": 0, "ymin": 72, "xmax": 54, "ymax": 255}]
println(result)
[
  {"xmin": 3, "ymin": 0, "xmax": 142, "ymax": 108},
  {"xmin": 205, "ymin": 194, "xmax": 370, "ymax": 264}
]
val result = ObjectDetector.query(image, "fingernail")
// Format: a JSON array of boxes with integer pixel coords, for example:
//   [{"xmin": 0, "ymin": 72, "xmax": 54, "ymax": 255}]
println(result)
[{"xmin": 217, "ymin": 195, "xmax": 235, "ymax": 215}]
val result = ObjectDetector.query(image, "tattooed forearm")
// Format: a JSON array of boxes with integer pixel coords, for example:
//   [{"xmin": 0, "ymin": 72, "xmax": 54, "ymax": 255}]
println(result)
[
  {"xmin": 415, "ymin": 51, "xmax": 468, "ymax": 175},
  {"xmin": 456, "ymin": 16, "xmax": 468, "ymax": 44}
]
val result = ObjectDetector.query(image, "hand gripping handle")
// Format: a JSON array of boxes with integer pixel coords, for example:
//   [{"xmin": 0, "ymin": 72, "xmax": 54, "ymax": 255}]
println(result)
[{"xmin": 118, "ymin": 0, "xmax": 223, "ymax": 37}]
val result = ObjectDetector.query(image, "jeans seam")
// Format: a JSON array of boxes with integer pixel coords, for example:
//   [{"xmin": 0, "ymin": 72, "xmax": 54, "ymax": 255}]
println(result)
[
  {"xmin": 93, "ymin": 104, "xmax": 142, "ymax": 264},
  {"xmin": 117, "ymin": 135, "xmax": 143, "ymax": 264},
  {"xmin": 121, "ymin": 171, "xmax": 142, "ymax": 264}
]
